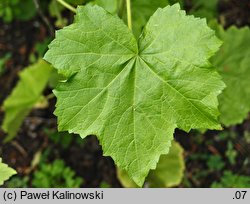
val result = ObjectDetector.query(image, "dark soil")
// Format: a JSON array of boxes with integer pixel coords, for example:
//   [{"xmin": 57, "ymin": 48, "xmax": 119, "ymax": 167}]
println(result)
[{"xmin": 218, "ymin": 0, "xmax": 250, "ymax": 28}]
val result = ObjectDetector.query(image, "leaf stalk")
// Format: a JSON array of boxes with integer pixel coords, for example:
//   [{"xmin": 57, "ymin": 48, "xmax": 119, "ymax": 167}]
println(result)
[
  {"xmin": 56, "ymin": 0, "xmax": 76, "ymax": 13},
  {"xmin": 126, "ymin": 0, "xmax": 132, "ymax": 30}
]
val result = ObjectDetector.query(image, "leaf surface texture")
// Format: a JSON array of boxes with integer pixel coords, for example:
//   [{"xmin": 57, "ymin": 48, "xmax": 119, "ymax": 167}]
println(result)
[{"xmin": 44, "ymin": 4, "xmax": 224, "ymax": 186}]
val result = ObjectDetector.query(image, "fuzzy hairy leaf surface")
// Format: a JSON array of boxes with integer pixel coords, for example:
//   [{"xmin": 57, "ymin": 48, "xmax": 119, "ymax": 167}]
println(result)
[
  {"xmin": 212, "ymin": 26, "xmax": 250, "ymax": 126},
  {"xmin": 0, "ymin": 158, "xmax": 16, "ymax": 186},
  {"xmin": 2, "ymin": 59, "xmax": 52, "ymax": 141},
  {"xmin": 118, "ymin": 141, "xmax": 185, "ymax": 187},
  {"xmin": 44, "ymin": 4, "xmax": 224, "ymax": 186}
]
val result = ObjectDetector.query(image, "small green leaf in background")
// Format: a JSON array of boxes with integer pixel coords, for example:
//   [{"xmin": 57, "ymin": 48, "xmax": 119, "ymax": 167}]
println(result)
[
  {"xmin": 0, "ymin": 53, "xmax": 11, "ymax": 76},
  {"xmin": 93, "ymin": 0, "xmax": 120, "ymax": 14},
  {"xmin": 206, "ymin": 155, "xmax": 225, "ymax": 171},
  {"xmin": 0, "ymin": 158, "xmax": 17, "ymax": 186},
  {"xmin": 211, "ymin": 171, "xmax": 250, "ymax": 188},
  {"xmin": 190, "ymin": 0, "xmax": 219, "ymax": 21},
  {"xmin": 45, "ymin": 129, "xmax": 73, "ymax": 149},
  {"xmin": 35, "ymin": 38, "xmax": 53, "ymax": 58},
  {"xmin": 168, "ymin": 0, "xmax": 184, "ymax": 7},
  {"xmin": 32, "ymin": 159, "xmax": 83, "ymax": 188},
  {"xmin": 211, "ymin": 26, "xmax": 250, "ymax": 126},
  {"xmin": 5, "ymin": 176, "xmax": 29, "ymax": 188},
  {"xmin": 244, "ymin": 131, "xmax": 250, "ymax": 143},
  {"xmin": 225, "ymin": 141, "xmax": 237, "ymax": 165},
  {"xmin": 117, "ymin": 141, "xmax": 185, "ymax": 187},
  {"xmin": 1, "ymin": 59, "xmax": 53, "ymax": 142},
  {"xmin": 44, "ymin": 4, "xmax": 224, "ymax": 186},
  {"xmin": 0, "ymin": 0, "xmax": 36, "ymax": 22},
  {"xmin": 49, "ymin": 0, "xmax": 68, "ymax": 28},
  {"xmin": 117, "ymin": 168, "xmax": 138, "ymax": 188},
  {"xmin": 99, "ymin": 182, "xmax": 111, "ymax": 188},
  {"xmin": 14, "ymin": 0, "xmax": 36, "ymax": 21},
  {"xmin": 129, "ymin": 0, "xmax": 169, "ymax": 38},
  {"xmin": 147, "ymin": 141, "xmax": 185, "ymax": 187},
  {"xmin": 29, "ymin": 38, "xmax": 52, "ymax": 63}
]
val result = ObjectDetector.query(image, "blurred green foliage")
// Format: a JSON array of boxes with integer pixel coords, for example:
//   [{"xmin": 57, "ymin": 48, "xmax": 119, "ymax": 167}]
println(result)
[
  {"xmin": 33, "ymin": 159, "xmax": 83, "ymax": 187},
  {"xmin": 46, "ymin": 129, "xmax": 74, "ymax": 149},
  {"xmin": 2, "ymin": 60, "xmax": 53, "ymax": 142},
  {"xmin": 0, "ymin": 53, "xmax": 11, "ymax": 76},
  {"xmin": 30, "ymin": 38, "xmax": 52, "ymax": 63},
  {"xmin": 6, "ymin": 176, "xmax": 29, "ymax": 188},
  {"xmin": 206, "ymin": 155, "xmax": 225, "ymax": 171},
  {"xmin": 244, "ymin": 131, "xmax": 250, "ymax": 143},
  {"xmin": 190, "ymin": 0, "xmax": 218, "ymax": 20},
  {"xmin": 0, "ymin": 0, "xmax": 36, "ymax": 22},
  {"xmin": 226, "ymin": 141, "xmax": 237, "ymax": 165},
  {"xmin": 99, "ymin": 182, "xmax": 111, "ymax": 188},
  {"xmin": 212, "ymin": 171, "xmax": 250, "ymax": 188}
]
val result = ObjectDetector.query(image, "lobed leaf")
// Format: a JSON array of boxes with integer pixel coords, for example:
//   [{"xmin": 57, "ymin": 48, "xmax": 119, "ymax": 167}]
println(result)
[
  {"xmin": 92, "ymin": 0, "xmax": 170, "ymax": 38},
  {"xmin": 44, "ymin": 4, "xmax": 224, "ymax": 186}
]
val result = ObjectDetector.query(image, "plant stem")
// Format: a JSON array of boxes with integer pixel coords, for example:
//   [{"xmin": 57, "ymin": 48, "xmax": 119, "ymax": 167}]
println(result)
[
  {"xmin": 46, "ymin": 93, "xmax": 55, "ymax": 100},
  {"xmin": 126, "ymin": 0, "xmax": 132, "ymax": 30},
  {"xmin": 56, "ymin": 0, "xmax": 76, "ymax": 13}
]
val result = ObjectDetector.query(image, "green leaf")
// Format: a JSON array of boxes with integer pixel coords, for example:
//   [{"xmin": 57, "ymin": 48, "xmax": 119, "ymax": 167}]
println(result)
[
  {"xmin": 129, "ymin": 0, "xmax": 169, "ymax": 38},
  {"xmin": 190, "ymin": 0, "xmax": 218, "ymax": 21},
  {"xmin": 14, "ymin": 0, "xmax": 36, "ymax": 21},
  {"xmin": 147, "ymin": 141, "xmax": 185, "ymax": 187},
  {"xmin": 89, "ymin": 0, "xmax": 172, "ymax": 38},
  {"xmin": 118, "ymin": 141, "xmax": 185, "ymax": 187},
  {"xmin": 49, "ymin": 0, "xmax": 68, "ymax": 28},
  {"xmin": 211, "ymin": 171, "xmax": 250, "ymax": 188},
  {"xmin": 0, "ymin": 158, "xmax": 16, "ymax": 186},
  {"xmin": 211, "ymin": 26, "xmax": 250, "ymax": 126},
  {"xmin": 0, "ymin": 53, "xmax": 11, "ymax": 75},
  {"xmin": 117, "ymin": 168, "xmax": 138, "ymax": 188},
  {"xmin": 1, "ymin": 59, "xmax": 52, "ymax": 142},
  {"xmin": 92, "ymin": 0, "xmax": 120, "ymax": 14},
  {"xmin": 84, "ymin": 0, "xmax": 179, "ymax": 38},
  {"xmin": 91, "ymin": 0, "xmax": 169, "ymax": 37},
  {"xmin": 32, "ymin": 159, "xmax": 83, "ymax": 188},
  {"xmin": 44, "ymin": 4, "xmax": 224, "ymax": 186}
]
